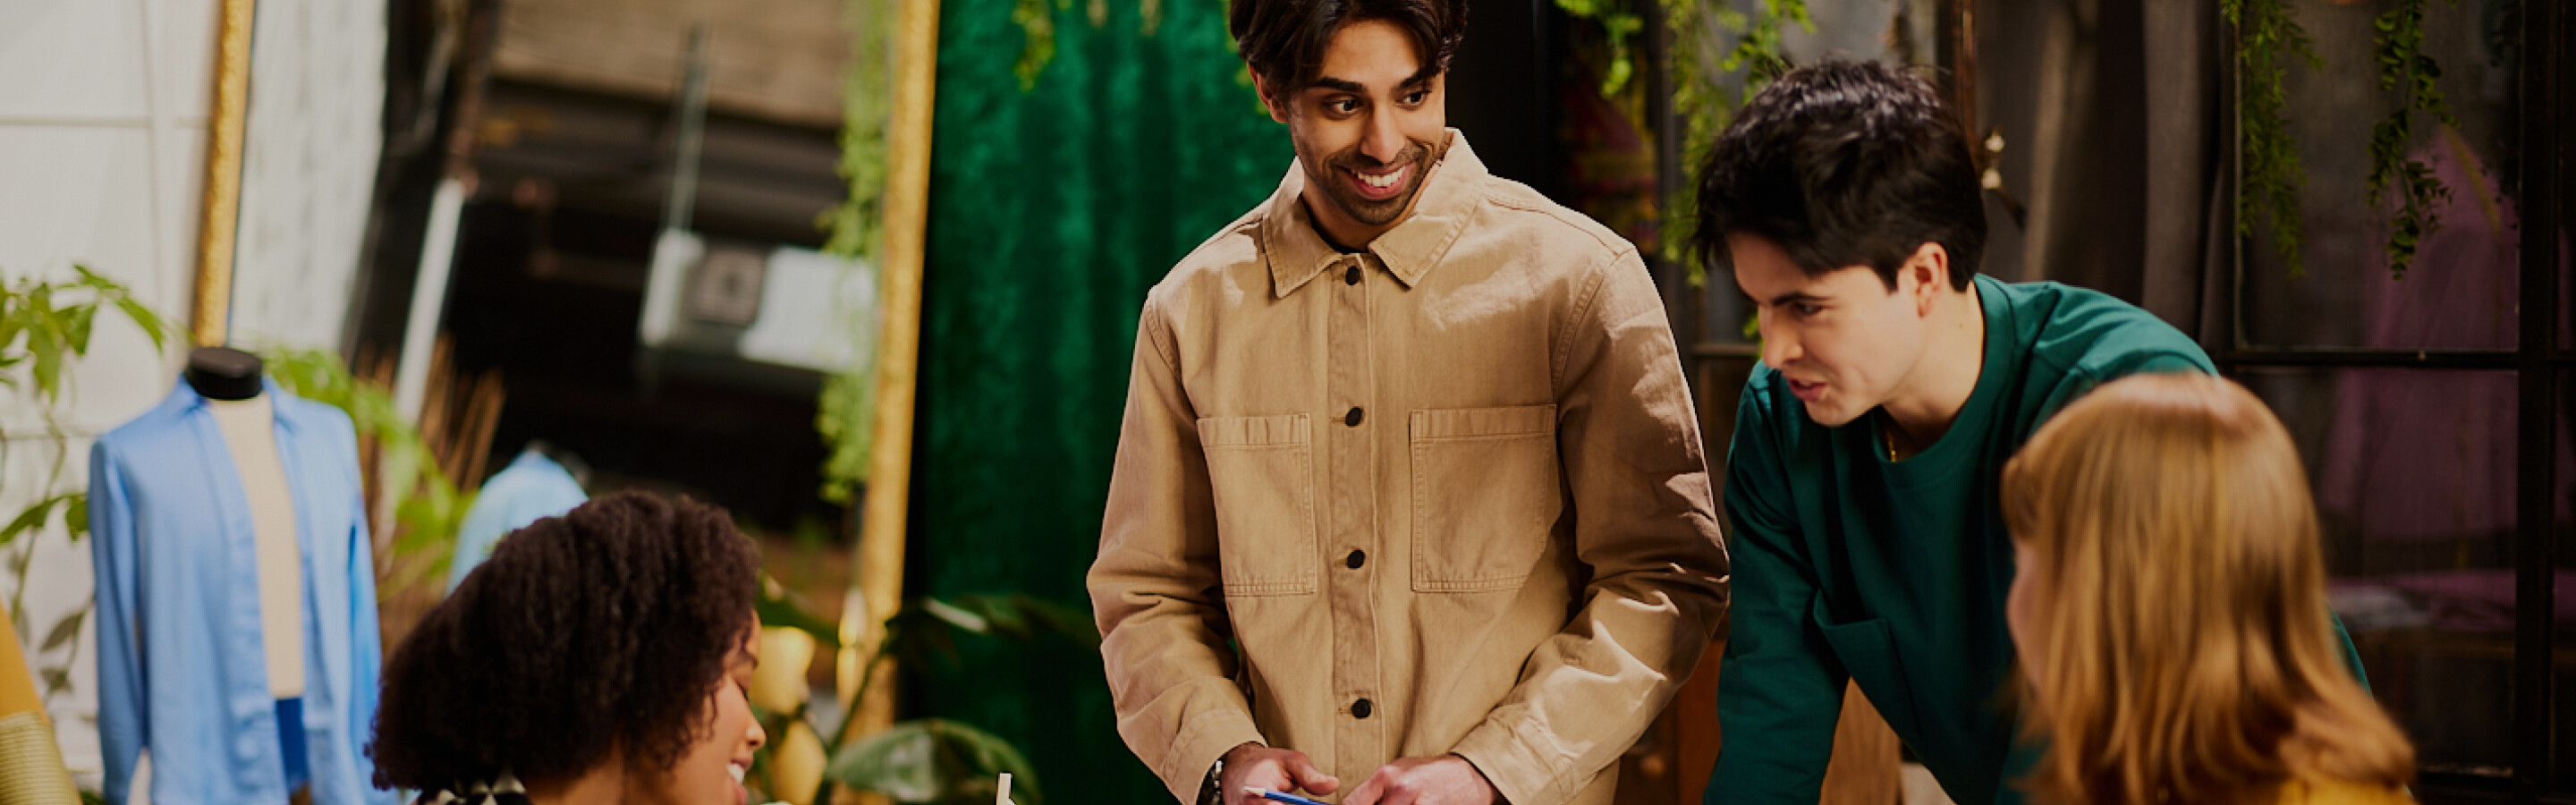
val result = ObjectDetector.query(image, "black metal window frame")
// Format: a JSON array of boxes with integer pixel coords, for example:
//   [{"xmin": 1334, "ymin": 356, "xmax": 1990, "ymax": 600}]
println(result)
[{"xmin": 2215, "ymin": 4, "xmax": 2566, "ymax": 803}]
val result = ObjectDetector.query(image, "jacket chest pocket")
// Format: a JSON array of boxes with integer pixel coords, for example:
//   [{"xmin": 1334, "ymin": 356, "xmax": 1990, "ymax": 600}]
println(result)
[
  {"xmin": 1409, "ymin": 404, "xmax": 1561, "ymax": 592},
  {"xmin": 1198, "ymin": 414, "xmax": 1318, "ymax": 597}
]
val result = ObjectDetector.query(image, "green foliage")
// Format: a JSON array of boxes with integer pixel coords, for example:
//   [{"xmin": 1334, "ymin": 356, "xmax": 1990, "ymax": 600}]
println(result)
[
  {"xmin": 2365, "ymin": 0, "xmax": 2459, "ymax": 280},
  {"xmin": 1555, "ymin": 0, "xmax": 1647, "ymax": 97},
  {"xmin": 0, "ymin": 264, "xmax": 175, "ymax": 706},
  {"xmin": 1660, "ymin": 0, "xmax": 1811, "ymax": 287},
  {"xmin": 749, "ymin": 589, "xmax": 1095, "ymax": 805},
  {"xmin": 260, "ymin": 347, "xmax": 471, "ymax": 594},
  {"xmin": 816, "ymin": 357, "xmax": 877, "ymax": 504},
  {"xmin": 1013, "ymin": 0, "xmax": 1059, "ymax": 91},
  {"xmin": 0, "ymin": 266, "xmax": 172, "ymax": 403},
  {"xmin": 1005, "ymin": 0, "xmax": 1187, "ymax": 90},
  {"xmin": 830, "ymin": 720, "xmax": 1040, "ymax": 805},
  {"xmin": 2222, "ymin": 0, "xmax": 2323, "ymax": 276},
  {"xmin": 824, "ymin": 0, "xmax": 897, "ymax": 264}
]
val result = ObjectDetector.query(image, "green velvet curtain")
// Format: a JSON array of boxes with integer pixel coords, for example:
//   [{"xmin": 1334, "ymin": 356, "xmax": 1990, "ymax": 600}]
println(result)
[{"xmin": 907, "ymin": 0, "xmax": 1288, "ymax": 801}]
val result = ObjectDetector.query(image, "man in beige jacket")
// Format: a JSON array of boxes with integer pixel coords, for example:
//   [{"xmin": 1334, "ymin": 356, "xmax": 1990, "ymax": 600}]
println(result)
[{"xmin": 1088, "ymin": 1, "xmax": 1731, "ymax": 803}]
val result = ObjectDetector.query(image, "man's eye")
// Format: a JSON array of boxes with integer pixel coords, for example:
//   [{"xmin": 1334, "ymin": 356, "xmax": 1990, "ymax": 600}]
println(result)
[
  {"xmin": 1402, "ymin": 90, "xmax": 1428, "ymax": 106},
  {"xmin": 1326, "ymin": 98, "xmax": 1358, "ymax": 114},
  {"xmin": 1792, "ymin": 303, "xmax": 1824, "ymax": 317}
]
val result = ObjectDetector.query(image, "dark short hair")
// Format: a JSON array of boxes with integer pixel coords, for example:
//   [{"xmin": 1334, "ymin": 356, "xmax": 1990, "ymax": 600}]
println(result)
[
  {"xmin": 1229, "ymin": 0, "xmax": 1466, "ymax": 97},
  {"xmin": 369, "ymin": 492, "xmax": 761, "ymax": 792},
  {"xmin": 1690, "ymin": 59, "xmax": 1985, "ymax": 292}
]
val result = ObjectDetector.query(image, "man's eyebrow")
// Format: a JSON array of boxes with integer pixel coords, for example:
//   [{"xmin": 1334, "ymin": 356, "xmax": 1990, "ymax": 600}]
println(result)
[
  {"xmin": 1307, "ymin": 68, "xmax": 1439, "ymax": 96},
  {"xmin": 1402, "ymin": 64, "xmax": 1440, "ymax": 89},
  {"xmin": 1766, "ymin": 291, "xmax": 1828, "ymax": 307},
  {"xmin": 1309, "ymin": 76, "xmax": 1365, "ymax": 94}
]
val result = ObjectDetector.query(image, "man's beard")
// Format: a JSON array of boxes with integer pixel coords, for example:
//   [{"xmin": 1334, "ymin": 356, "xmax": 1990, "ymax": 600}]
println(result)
[{"xmin": 1309, "ymin": 139, "xmax": 1436, "ymax": 228}]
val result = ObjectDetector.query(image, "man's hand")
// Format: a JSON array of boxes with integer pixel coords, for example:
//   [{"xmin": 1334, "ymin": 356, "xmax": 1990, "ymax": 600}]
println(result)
[
  {"xmin": 1342, "ymin": 755, "xmax": 1498, "ymax": 805},
  {"xmin": 1221, "ymin": 743, "xmax": 1340, "ymax": 805}
]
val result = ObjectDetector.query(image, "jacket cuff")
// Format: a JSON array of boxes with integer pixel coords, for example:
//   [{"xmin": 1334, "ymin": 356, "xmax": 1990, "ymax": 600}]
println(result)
[
  {"xmin": 1451, "ymin": 719, "xmax": 1563, "ymax": 805},
  {"xmin": 1157, "ymin": 709, "xmax": 1266, "ymax": 805}
]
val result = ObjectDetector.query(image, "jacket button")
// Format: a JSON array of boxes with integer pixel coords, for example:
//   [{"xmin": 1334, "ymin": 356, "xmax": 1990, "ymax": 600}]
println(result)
[
  {"xmin": 1344, "ymin": 266, "xmax": 1361, "ymax": 285},
  {"xmin": 1344, "ymin": 407, "xmax": 1364, "ymax": 427},
  {"xmin": 1345, "ymin": 549, "xmax": 1366, "ymax": 569},
  {"xmin": 1352, "ymin": 699, "xmax": 1373, "ymax": 718}
]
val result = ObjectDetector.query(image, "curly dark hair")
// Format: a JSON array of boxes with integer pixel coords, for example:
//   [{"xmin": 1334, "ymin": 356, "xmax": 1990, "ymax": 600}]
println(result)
[
  {"xmin": 1690, "ymin": 59, "xmax": 1986, "ymax": 292},
  {"xmin": 1229, "ymin": 0, "xmax": 1466, "ymax": 97},
  {"xmin": 369, "ymin": 492, "xmax": 761, "ymax": 792}
]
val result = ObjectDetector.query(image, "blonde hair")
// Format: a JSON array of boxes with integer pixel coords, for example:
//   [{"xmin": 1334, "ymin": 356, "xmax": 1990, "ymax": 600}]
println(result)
[{"xmin": 2000, "ymin": 373, "xmax": 2413, "ymax": 805}]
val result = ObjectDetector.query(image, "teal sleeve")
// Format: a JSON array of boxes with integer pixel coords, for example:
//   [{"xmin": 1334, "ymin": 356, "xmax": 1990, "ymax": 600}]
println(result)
[
  {"xmin": 2331, "ymin": 614, "xmax": 2371, "ymax": 693},
  {"xmin": 2036, "ymin": 351, "xmax": 2214, "ymax": 423},
  {"xmin": 1704, "ymin": 388, "xmax": 1846, "ymax": 805}
]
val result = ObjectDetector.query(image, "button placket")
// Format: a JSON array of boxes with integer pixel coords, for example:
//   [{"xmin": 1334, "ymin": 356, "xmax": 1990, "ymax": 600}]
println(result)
[{"xmin": 1325, "ymin": 252, "xmax": 1382, "ymax": 765}]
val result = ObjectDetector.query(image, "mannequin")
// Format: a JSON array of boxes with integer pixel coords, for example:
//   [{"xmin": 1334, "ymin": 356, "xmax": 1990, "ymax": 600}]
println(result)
[
  {"xmin": 185, "ymin": 347, "xmax": 309, "ymax": 794},
  {"xmin": 89, "ymin": 347, "xmax": 389, "ymax": 805}
]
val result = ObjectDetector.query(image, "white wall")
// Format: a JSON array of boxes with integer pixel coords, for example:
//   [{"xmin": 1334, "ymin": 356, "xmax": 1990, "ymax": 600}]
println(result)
[{"xmin": 0, "ymin": 0, "xmax": 382, "ymax": 784}]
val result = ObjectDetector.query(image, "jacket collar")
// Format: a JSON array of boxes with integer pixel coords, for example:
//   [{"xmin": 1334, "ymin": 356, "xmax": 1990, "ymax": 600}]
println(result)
[
  {"xmin": 165, "ymin": 374, "xmax": 297, "ymax": 432},
  {"xmin": 1263, "ymin": 129, "xmax": 1487, "ymax": 298}
]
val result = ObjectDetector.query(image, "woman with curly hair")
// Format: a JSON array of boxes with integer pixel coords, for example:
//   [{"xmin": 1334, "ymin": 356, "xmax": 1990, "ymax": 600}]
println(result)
[
  {"xmin": 2001, "ymin": 374, "xmax": 2414, "ymax": 805},
  {"xmin": 370, "ymin": 492, "xmax": 768, "ymax": 805}
]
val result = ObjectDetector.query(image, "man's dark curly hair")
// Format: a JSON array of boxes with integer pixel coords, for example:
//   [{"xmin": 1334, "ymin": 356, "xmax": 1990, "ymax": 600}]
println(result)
[
  {"xmin": 1229, "ymin": 0, "xmax": 1466, "ymax": 98},
  {"xmin": 1690, "ymin": 59, "xmax": 1986, "ymax": 292},
  {"xmin": 369, "ymin": 492, "xmax": 760, "ymax": 792}
]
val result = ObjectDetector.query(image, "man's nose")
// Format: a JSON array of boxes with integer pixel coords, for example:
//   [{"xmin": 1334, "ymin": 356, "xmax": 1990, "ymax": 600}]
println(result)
[
  {"xmin": 1360, "ymin": 110, "xmax": 1408, "ymax": 164},
  {"xmin": 1758, "ymin": 319, "xmax": 1798, "ymax": 368}
]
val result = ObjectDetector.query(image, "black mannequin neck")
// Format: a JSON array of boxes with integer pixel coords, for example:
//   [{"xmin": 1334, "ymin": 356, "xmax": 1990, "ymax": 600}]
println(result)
[{"xmin": 185, "ymin": 347, "xmax": 266, "ymax": 402}]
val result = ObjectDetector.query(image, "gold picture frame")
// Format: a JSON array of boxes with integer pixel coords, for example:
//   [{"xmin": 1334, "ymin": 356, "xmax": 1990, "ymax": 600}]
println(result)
[{"xmin": 844, "ymin": 0, "xmax": 945, "ymax": 744}]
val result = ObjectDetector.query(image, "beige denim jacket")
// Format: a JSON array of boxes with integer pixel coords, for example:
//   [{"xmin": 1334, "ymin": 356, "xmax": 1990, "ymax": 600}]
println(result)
[{"xmin": 1089, "ymin": 132, "xmax": 1730, "ymax": 805}]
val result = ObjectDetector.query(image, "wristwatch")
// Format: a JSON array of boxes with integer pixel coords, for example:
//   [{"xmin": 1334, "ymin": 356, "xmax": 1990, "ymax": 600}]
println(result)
[{"xmin": 1199, "ymin": 754, "xmax": 1227, "ymax": 805}]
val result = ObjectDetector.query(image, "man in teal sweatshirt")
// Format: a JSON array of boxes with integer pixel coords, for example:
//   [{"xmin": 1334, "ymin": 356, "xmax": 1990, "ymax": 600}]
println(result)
[{"xmin": 1690, "ymin": 60, "xmax": 2364, "ymax": 805}]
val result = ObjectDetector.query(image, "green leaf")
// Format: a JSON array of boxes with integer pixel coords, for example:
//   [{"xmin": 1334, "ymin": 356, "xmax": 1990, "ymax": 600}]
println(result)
[
  {"xmin": 0, "ymin": 496, "xmax": 62, "ymax": 547},
  {"xmin": 67, "ymin": 304, "xmax": 97, "ymax": 355},
  {"xmin": 114, "ymin": 296, "xmax": 168, "ymax": 352},
  {"xmin": 30, "ymin": 326, "xmax": 61, "ymax": 401},
  {"xmin": 64, "ymin": 494, "xmax": 87, "ymax": 537},
  {"xmin": 757, "ymin": 578, "xmax": 844, "ymax": 648},
  {"xmin": 39, "ymin": 609, "xmax": 85, "ymax": 652},
  {"xmin": 826, "ymin": 719, "xmax": 1039, "ymax": 805}
]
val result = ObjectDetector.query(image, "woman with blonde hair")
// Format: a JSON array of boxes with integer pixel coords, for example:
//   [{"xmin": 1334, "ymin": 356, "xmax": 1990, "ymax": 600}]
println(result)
[{"xmin": 2001, "ymin": 373, "xmax": 2414, "ymax": 805}]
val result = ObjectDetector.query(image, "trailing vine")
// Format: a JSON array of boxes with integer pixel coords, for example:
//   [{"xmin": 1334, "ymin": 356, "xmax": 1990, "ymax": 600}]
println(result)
[
  {"xmin": 1009, "ymin": 0, "xmax": 1168, "ymax": 91},
  {"xmin": 2366, "ymin": 0, "xmax": 2459, "ymax": 280},
  {"xmin": 823, "ymin": 0, "xmax": 894, "ymax": 262},
  {"xmin": 1660, "ymin": 0, "xmax": 1811, "ymax": 287},
  {"xmin": 818, "ymin": 0, "xmax": 897, "ymax": 504},
  {"xmin": 2221, "ymin": 0, "xmax": 2323, "ymax": 276},
  {"xmin": 1555, "ymin": 0, "xmax": 1648, "ymax": 97},
  {"xmin": 0, "ymin": 265, "xmax": 174, "ymax": 705}
]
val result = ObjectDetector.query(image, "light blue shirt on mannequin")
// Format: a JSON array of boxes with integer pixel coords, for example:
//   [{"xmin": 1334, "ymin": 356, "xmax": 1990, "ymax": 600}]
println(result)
[
  {"xmin": 88, "ymin": 378, "xmax": 393, "ymax": 805},
  {"xmin": 445, "ymin": 451, "xmax": 587, "ymax": 591}
]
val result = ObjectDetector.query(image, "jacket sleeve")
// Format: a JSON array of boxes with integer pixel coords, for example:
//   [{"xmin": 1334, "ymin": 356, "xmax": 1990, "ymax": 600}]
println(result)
[
  {"xmin": 1447, "ymin": 249, "xmax": 1733, "ymax": 805},
  {"xmin": 1088, "ymin": 297, "xmax": 1265, "ymax": 804},
  {"xmin": 88, "ymin": 440, "xmax": 146, "ymax": 805},
  {"xmin": 343, "ymin": 428, "xmax": 396, "ymax": 805},
  {"xmin": 1702, "ymin": 378, "xmax": 1847, "ymax": 805}
]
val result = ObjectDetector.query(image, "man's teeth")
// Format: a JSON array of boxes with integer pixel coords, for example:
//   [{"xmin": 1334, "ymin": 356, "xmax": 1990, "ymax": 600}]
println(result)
[
  {"xmin": 1359, "ymin": 167, "xmax": 1402, "ymax": 189},
  {"xmin": 729, "ymin": 764, "xmax": 747, "ymax": 784}
]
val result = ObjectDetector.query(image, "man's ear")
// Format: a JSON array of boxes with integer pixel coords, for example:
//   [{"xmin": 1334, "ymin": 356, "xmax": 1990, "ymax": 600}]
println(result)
[
  {"xmin": 1905, "ymin": 242, "xmax": 1951, "ymax": 314},
  {"xmin": 1250, "ymin": 72, "xmax": 1291, "ymax": 124}
]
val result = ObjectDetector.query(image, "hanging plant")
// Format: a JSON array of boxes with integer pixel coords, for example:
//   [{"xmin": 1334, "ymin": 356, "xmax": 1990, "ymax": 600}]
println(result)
[
  {"xmin": 1555, "ymin": 0, "xmax": 1648, "ymax": 97},
  {"xmin": 1009, "ymin": 0, "xmax": 1167, "ymax": 91},
  {"xmin": 2365, "ymin": 0, "xmax": 2459, "ymax": 280},
  {"xmin": 1660, "ymin": 0, "xmax": 1811, "ymax": 287},
  {"xmin": 2222, "ymin": 0, "xmax": 2323, "ymax": 276}
]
